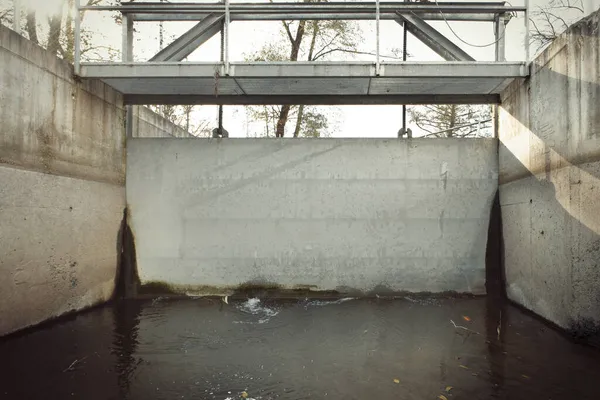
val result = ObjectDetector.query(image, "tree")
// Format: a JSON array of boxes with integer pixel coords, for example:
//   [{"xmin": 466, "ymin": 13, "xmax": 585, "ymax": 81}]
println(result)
[
  {"xmin": 408, "ymin": 105, "xmax": 493, "ymax": 138},
  {"xmin": 299, "ymin": 109, "xmax": 330, "ymax": 138},
  {"xmin": 530, "ymin": 0, "xmax": 585, "ymax": 51},
  {"xmin": 147, "ymin": 104, "xmax": 212, "ymax": 137},
  {"xmin": 247, "ymin": 103, "xmax": 334, "ymax": 138},
  {"xmin": 0, "ymin": 4, "xmax": 14, "ymax": 28},
  {"xmin": 0, "ymin": 0, "xmax": 209, "ymax": 137},
  {"xmin": 246, "ymin": 2, "xmax": 406, "ymax": 138},
  {"xmin": 0, "ymin": 0, "xmax": 122, "ymax": 62},
  {"xmin": 246, "ymin": 17, "xmax": 359, "ymax": 138}
]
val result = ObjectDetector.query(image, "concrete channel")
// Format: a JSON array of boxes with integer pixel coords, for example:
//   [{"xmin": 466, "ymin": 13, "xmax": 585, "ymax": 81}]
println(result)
[{"xmin": 0, "ymin": 7, "xmax": 599, "ymax": 400}]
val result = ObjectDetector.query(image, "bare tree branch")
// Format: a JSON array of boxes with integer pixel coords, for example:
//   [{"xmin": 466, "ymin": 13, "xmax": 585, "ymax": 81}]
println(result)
[
  {"xmin": 311, "ymin": 31, "xmax": 342, "ymax": 60},
  {"xmin": 529, "ymin": 0, "xmax": 584, "ymax": 50},
  {"xmin": 281, "ymin": 21, "xmax": 295, "ymax": 44},
  {"xmin": 312, "ymin": 48, "xmax": 406, "ymax": 61}
]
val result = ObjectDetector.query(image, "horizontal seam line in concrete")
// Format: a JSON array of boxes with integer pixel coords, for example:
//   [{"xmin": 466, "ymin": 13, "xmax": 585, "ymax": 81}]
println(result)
[
  {"xmin": 499, "ymin": 201, "xmax": 530, "ymax": 206},
  {"xmin": 173, "ymin": 217, "xmax": 489, "ymax": 220},
  {"xmin": 157, "ymin": 178, "xmax": 497, "ymax": 180},
  {"xmin": 0, "ymin": 163, "xmax": 125, "ymax": 187},
  {"xmin": 139, "ymin": 257, "xmax": 482, "ymax": 261}
]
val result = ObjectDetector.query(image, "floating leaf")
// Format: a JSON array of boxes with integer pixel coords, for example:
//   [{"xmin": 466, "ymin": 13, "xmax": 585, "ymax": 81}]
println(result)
[
  {"xmin": 241, "ymin": 391, "xmax": 248, "ymax": 398},
  {"xmin": 462, "ymin": 316, "xmax": 471, "ymax": 322},
  {"xmin": 445, "ymin": 386, "xmax": 453, "ymax": 392},
  {"xmin": 459, "ymin": 365, "xmax": 469, "ymax": 370},
  {"xmin": 439, "ymin": 395, "xmax": 449, "ymax": 400},
  {"xmin": 393, "ymin": 379, "xmax": 400, "ymax": 384}
]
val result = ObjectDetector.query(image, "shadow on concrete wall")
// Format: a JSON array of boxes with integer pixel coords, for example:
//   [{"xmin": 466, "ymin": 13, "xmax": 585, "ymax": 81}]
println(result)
[
  {"xmin": 500, "ymin": 147, "xmax": 600, "ymax": 347},
  {"xmin": 485, "ymin": 190, "xmax": 505, "ymax": 300},
  {"xmin": 498, "ymin": 11, "xmax": 600, "ymax": 345}
]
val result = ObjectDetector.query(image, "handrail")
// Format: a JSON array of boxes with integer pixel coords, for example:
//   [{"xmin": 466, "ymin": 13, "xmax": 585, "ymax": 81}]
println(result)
[
  {"xmin": 71, "ymin": 0, "xmax": 529, "ymax": 81},
  {"xmin": 79, "ymin": 2, "xmax": 527, "ymax": 13}
]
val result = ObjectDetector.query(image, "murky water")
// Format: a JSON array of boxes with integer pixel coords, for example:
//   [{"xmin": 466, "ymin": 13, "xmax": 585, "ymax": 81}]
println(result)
[{"xmin": 1, "ymin": 297, "xmax": 599, "ymax": 400}]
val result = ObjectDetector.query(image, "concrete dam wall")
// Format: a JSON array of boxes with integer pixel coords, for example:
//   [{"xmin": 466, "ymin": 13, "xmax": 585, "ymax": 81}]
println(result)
[
  {"xmin": 0, "ymin": 25, "xmax": 191, "ymax": 336},
  {"xmin": 127, "ymin": 138, "xmax": 498, "ymax": 295},
  {"xmin": 498, "ymin": 9, "xmax": 600, "ymax": 335}
]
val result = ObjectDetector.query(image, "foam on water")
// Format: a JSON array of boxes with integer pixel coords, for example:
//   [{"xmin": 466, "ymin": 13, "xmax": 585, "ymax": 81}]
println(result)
[
  {"xmin": 303, "ymin": 297, "xmax": 355, "ymax": 308},
  {"xmin": 234, "ymin": 298, "xmax": 280, "ymax": 324}
]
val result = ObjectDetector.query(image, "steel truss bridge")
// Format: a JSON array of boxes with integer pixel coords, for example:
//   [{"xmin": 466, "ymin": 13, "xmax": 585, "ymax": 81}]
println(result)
[{"xmin": 74, "ymin": 1, "xmax": 530, "ymax": 105}]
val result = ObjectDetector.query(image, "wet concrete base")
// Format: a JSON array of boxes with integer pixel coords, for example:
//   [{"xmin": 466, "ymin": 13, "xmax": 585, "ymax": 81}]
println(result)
[{"xmin": 1, "ymin": 297, "xmax": 599, "ymax": 400}]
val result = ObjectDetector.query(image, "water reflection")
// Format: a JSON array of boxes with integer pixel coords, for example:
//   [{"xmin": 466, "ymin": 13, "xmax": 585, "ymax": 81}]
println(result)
[
  {"xmin": 0, "ymin": 297, "xmax": 599, "ymax": 400},
  {"xmin": 113, "ymin": 300, "xmax": 143, "ymax": 400}
]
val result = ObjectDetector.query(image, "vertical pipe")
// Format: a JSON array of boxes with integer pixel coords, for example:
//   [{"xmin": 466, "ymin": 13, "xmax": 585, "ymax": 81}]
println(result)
[
  {"xmin": 219, "ymin": 7, "xmax": 225, "ymax": 133},
  {"xmin": 495, "ymin": 14, "xmax": 506, "ymax": 62},
  {"xmin": 74, "ymin": 0, "xmax": 81, "ymax": 75},
  {"xmin": 524, "ymin": 0, "xmax": 530, "ymax": 62},
  {"xmin": 121, "ymin": 15, "xmax": 128, "ymax": 62},
  {"xmin": 494, "ymin": 16, "xmax": 498, "ymax": 60},
  {"xmin": 13, "ymin": 0, "xmax": 20, "ymax": 32},
  {"xmin": 126, "ymin": 105, "xmax": 133, "ymax": 139},
  {"xmin": 493, "ymin": 104, "xmax": 499, "ymax": 139},
  {"xmin": 122, "ymin": 15, "xmax": 134, "ymax": 140},
  {"xmin": 121, "ymin": 14, "xmax": 133, "ymax": 62},
  {"xmin": 402, "ymin": 15, "xmax": 407, "ymax": 134},
  {"xmin": 224, "ymin": 0, "xmax": 230, "ymax": 75},
  {"xmin": 218, "ymin": 104, "xmax": 223, "ymax": 132},
  {"xmin": 375, "ymin": 0, "xmax": 380, "ymax": 75}
]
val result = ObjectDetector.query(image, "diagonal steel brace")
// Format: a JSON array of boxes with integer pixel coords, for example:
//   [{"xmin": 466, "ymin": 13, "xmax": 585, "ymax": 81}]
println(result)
[
  {"xmin": 149, "ymin": 13, "xmax": 224, "ymax": 61},
  {"xmin": 395, "ymin": 11, "xmax": 475, "ymax": 61}
]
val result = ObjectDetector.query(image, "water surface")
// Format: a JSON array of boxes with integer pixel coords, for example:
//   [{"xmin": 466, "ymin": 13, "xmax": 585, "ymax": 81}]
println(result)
[{"xmin": 1, "ymin": 297, "xmax": 599, "ymax": 399}]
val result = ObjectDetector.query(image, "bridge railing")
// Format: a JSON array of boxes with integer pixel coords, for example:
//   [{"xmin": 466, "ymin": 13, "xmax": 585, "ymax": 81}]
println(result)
[{"xmin": 64, "ymin": 0, "xmax": 529, "ymax": 75}]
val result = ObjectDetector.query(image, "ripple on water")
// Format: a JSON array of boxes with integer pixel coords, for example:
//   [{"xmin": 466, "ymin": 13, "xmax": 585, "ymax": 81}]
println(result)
[
  {"xmin": 2, "ymin": 297, "xmax": 600, "ymax": 400},
  {"xmin": 233, "ymin": 298, "xmax": 281, "ymax": 324},
  {"xmin": 301, "ymin": 297, "xmax": 355, "ymax": 308}
]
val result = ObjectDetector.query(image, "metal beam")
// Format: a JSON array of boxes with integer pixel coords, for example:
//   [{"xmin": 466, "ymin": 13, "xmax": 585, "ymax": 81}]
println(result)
[
  {"xmin": 149, "ymin": 13, "xmax": 223, "ymax": 61},
  {"xmin": 130, "ymin": 12, "xmax": 499, "ymax": 22},
  {"xmin": 123, "ymin": 94, "xmax": 501, "ymax": 105},
  {"xmin": 395, "ymin": 12, "xmax": 474, "ymax": 61},
  {"xmin": 524, "ymin": 0, "xmax": 530, "ymax": 62},
  {"xmin": 121, "ymin": 14, "xmax": 133, "ymax": 62},
  {"xmin": 122, "ymin": 14, "xmax": 134, "ymax": 141},
  {"xmin": 80, "ymin": 2, "xmax": 527, "ymax": 15},
  {"xmin": 495, "ymin": 13, "xmax": 506, "ymax": 61},
  {"xmin": 80, "ymin": 62, "xmax": 528, "ymax": 79},
  {"xmin": 120, "ymin": 2, "xmax": 525, "ymax": 13},
  {"xmin": 74, "ymin": 0, "xmax": 81, "ymax": 75}
]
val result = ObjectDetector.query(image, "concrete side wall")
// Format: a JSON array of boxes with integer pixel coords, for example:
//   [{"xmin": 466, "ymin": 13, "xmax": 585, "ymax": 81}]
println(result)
[
  {"xmin": 127, "ymin": 138, "xmax": 498, "ymax": 295},
  {"xmin": 0, "ymin": 25, "xmax": 194, "ymax": 336},
  {"xmin": 0, "ymin": 166, "xmax": 124, "ymax": 335},
  {"xmin": 499, "ymin": 10, "xmax": 600, "ymax": 334},
  {"xmin": 0, "ymin": 25, "xmax": 128, "ymax": 336},
  {"xmin": 0, "ymin": 25, "xmax": 125, "ymax": 185},
  {"xmin": 132, "ymin": 106, "xmax": 192, "ymax": 138}
]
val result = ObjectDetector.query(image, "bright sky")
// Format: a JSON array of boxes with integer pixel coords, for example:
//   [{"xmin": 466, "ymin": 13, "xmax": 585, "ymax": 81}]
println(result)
[{"xmin": 7, "ymin": 0, "xmax": 600, "ymax": 137}]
